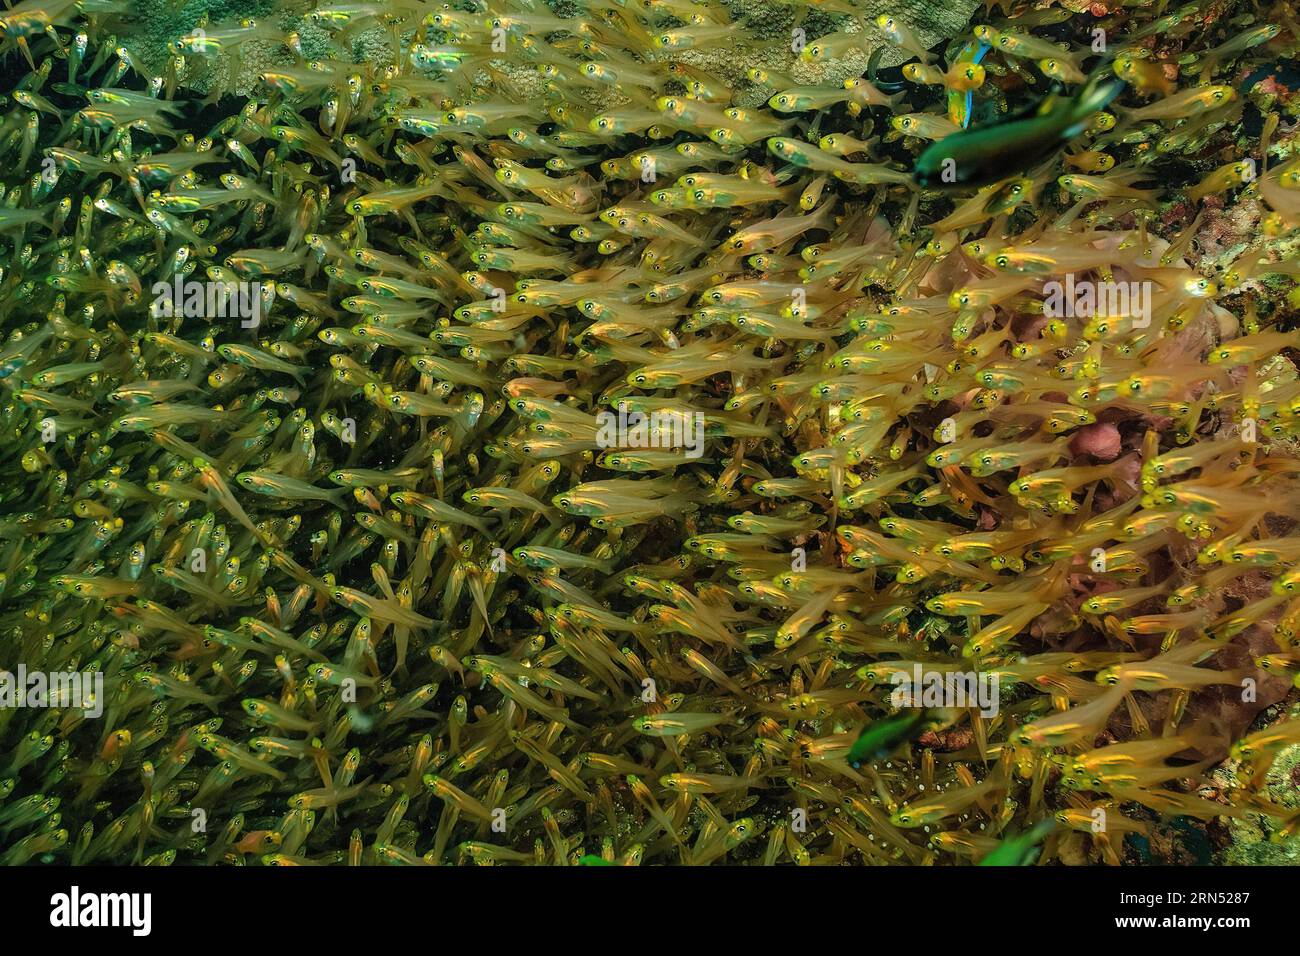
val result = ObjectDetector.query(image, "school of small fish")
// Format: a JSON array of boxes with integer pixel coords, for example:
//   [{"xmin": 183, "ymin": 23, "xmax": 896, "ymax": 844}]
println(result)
[{"xmin": 0, "ymin": 0, "xmax": 1298, "ymax": 866}]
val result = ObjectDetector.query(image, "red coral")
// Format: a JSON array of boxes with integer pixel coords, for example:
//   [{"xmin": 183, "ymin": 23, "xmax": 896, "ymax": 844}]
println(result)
[{"xmin": 1070, "ymin": 422, "xmax": 1123, "ymax": 460}]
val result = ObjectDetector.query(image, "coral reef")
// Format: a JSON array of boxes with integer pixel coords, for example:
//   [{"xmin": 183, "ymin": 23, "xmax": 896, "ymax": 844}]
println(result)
[{"xmin": 0, "ymin": 0, "xmax": 1297, "ymax": 867}]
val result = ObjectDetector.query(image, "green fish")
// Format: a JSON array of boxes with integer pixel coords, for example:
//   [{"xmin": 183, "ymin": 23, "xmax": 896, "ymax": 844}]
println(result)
[
  {"xmin": 914, "ymin": 73, "xmax": 1121, "ymax": 187},
  {"xmin": 846, "ymin": 711, "xmax": 931, "ymax": 767},
  {"xmin": 978, "ymin": 820, "xmax": 1056, "ymax": 866}
]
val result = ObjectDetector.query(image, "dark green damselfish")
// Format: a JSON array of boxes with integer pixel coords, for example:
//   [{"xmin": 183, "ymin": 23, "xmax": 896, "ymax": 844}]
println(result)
[
  {"xmin": 846, "ymin": 710, "xmax": 931, "ymax": 767},
  {"xmin": 914, "ymin": 74, "xmax": 1122, "ymax": 188},
  {"xmin": 977, "ymin": 820, "xmax": 1056, "ymax": 866}
]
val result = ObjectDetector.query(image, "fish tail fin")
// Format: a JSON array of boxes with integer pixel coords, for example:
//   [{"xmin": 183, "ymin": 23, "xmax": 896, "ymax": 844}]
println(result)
[
  {"xmin": 1011, "ymin": 818, "xmax": 1056, "ymax": 849},
  {"xmin": 1177, "ymin": 713, "xmax": 1233, "ymax": 758},
  {"xmin": 1033, "ymin": 558, "xmax": 1073, "ymax": 601},
  {"xmin": 1069, "ymin": 72, "xmax": 1123, "ymax": 127},
  {"xmin": 1057, "ymin": 69, "xmax": 1125, "ymax": 139},
  {"xmin": 1100, "ymin": 451, "xmax": 1141, "ymax": 493}
]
